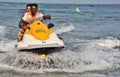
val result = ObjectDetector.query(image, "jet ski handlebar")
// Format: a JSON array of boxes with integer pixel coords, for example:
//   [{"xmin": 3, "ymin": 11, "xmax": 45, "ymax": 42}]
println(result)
[{"xmin": 28, "ymin": 14, "xmax": 51, "ymax": 24}]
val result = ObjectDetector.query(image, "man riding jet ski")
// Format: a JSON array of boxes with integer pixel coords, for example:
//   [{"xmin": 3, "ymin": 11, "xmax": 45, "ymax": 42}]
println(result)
[
  {"xmin": 17, "ymin": 4, "xmax": 47, "ymax": 42},
  {"xmin": 17, "ymin": 4, "xmax": 65, "ymax": 51}
]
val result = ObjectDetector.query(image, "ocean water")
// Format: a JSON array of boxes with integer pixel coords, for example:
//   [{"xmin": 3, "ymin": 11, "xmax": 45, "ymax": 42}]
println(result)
[{"xmin": 0, "ymin": 2, "xmax": 120, "ymax": 77}]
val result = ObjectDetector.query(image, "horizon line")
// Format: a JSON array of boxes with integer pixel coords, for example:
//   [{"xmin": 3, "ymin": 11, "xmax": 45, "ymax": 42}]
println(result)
[{"xmin": 0, "ymin": 1, "xmax": 120, "ymax": 5}]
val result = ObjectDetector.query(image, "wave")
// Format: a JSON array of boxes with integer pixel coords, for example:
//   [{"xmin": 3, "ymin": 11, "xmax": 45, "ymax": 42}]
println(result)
[
  {"xmin": 0, "ymin": 40, "xmax": 17, "ymax": 52},
  {"xmin": 0, "ymin": 26, "xmax": 9, "ymax": 37},
  {"xmin": 0, "ymin": 37, "xmax": 119, "ymax": 74},
  {"xmin": 54, "ymin": 22, "xmax": 75, "ymax": 34},
  {"xmin": 0, "ymin": 25, "xmax": 17, "ymax": 52},
  {"xmin": 97, "ymin": 37, "xmax": 120, "ymax": 48}
]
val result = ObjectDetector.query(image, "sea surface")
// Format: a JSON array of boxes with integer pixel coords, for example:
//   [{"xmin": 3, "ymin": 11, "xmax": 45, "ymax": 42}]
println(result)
[{"xmin": 0, "ymin": 2, "xmax": 120, "ymax": 77}]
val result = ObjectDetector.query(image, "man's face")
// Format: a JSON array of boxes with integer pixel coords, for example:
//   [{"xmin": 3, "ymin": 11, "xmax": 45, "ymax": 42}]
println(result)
[{"xmin": 31, "ymin": 6, "xmax": 37, "ymax": 16}]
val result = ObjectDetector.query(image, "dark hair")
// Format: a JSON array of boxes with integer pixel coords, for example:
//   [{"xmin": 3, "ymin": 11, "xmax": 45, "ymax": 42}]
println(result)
[
  {"xmin": 26, "ymin": 4, "xmax": 31, "ymax": 8},
  {"xmin": 31, "ymin": 3, "xmax": 38, "ymax": 9}
]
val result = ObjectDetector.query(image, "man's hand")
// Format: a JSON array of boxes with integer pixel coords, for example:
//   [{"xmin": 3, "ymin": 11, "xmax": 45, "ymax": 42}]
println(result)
[
  {"xmin": 43, "ymin": 14, "xmax": 51, "ymax": 20},
  {"xmin": 19, "ymin": 19, "xmax": 29, "ymax": 30}
]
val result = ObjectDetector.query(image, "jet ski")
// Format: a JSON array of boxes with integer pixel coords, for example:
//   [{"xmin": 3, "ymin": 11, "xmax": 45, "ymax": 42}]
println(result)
[{"xmin": 17, "ymin": 19, "xmax": 65, "ymax": 51}]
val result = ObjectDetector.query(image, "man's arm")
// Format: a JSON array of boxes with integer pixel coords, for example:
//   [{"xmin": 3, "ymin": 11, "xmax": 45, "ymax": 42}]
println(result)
[
  {"xmin": 19, "ymin": 19, "xmax": 28, "ymax": 29},
  {"xmin": 18, "ymin": 13, "xmax": 28, "ymax": 29},
  {"xmin": 43, "ymin": 14, "xmax": 51, "ymax": 20},
  {"xmin": 38, "ymin": 12, "xmax": 51, "ymax": 20}
]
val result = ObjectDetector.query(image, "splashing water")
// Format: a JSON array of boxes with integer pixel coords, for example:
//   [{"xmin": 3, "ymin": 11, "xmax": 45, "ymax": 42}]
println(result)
[
  {"xmin": 98, "ymin": 37, "xmax": 120, "ymax": 48},
  {"xmin": 0, "ymin": 26, "xmax": 9, "ymax": 37},
  {"xmin": 0, "ymin": 40, "xmax": 17, "ymax": 52},
  {"xmin": 55, "ymin": 22, "xmax": 75, "ymax": 34},
  {"xmin": 0, "ymin": 37, "xmax": 119, "ymax": 74}
]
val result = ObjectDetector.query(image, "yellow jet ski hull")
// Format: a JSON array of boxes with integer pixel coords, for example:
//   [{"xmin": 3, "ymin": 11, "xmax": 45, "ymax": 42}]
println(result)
[{"xmin": 17, "ymin": 20, "xmax": 65, "ymax": 51}]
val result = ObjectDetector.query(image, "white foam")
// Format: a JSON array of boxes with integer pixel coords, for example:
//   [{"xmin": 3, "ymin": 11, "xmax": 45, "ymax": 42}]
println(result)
[
  {"xmin": 79, "ymin": 37, "xmax": 120, "ymax": 72},
  {"xmin": 98, "ymin": 37, "xmax": 120, "ymax": 48},
  {"xmin": 0, "ymin": 40, "xmax": 17, "ymax": 52},
  {"xmin": 0, "ymin": 37, "xmax": 120, "ymax": 73},
  {"xmin": 55, "ymin": 23, "xmax": 75, "ymax": 34},
  {"xmin": 0, "ymin": 64, "xmax": 44, "ymax": 74},
  {"xmin": 0, "ymin": 26, "xmax": 8, "ymax": 37}
]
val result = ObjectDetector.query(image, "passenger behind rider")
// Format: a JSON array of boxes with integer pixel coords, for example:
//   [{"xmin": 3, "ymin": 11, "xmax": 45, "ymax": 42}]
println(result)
[
  {"xmin": 17, "ymin": 4, "xmax": 31, "ymax": 42},
  {"xmin": 17, "ymin": 3, "xmax": 51, "ymax": 42},
  {"xmin": 26, "ymin": 4, "xmax": 31, "ymax": 13}
]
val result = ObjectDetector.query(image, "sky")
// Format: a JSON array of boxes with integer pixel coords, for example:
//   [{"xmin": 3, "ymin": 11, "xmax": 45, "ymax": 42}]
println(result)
[{"xmin": 0, "ymin": 0, "xmax": 120, "ymax": 4}]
